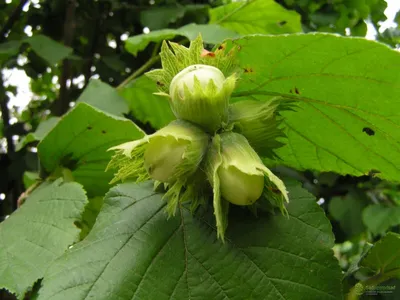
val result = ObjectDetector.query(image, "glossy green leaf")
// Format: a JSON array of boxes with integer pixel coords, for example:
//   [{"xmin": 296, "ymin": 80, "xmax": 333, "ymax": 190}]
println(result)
[
  {"xmin": 38, "ymin": 103, "xmax": 144, "ymax": 197},
  {"xmin": 16, "ymin": 117, "xmax": 60, "ymax": 151},
  {"xmin": 38, "ymin": 180, "xmax": 342, "ymax": 300},
  {"xmin": 361, "ymin": 232, "xmax": 400, "ymax": 277},
  {"xmin": 230, "ymin": 33, "xmax": 400, "ymax": 181},
  {"xmin": 1, "ymin": 35, "xmax": 72, "ymax": 66},
  {"xmin": 0, "ymin": 179, "xmax": 87, "ymax": 299},
  {"xmin": 209, "ymin": 0, "xmax": 302, "ymax": 35},
  {"xmin": 76, "ymin": 79, "xmax": 129, "ymax": 116},
  {"xmin": 120, "ymin": 76, "xmax": 174, "ymax": 129},
  {"xmin": 362, "ymin": 205, "xmax": 400, "ymax": 235},
  {"xmin": 27, "ymin": 35, "xmax": 73, "ymax": 65},
  {"xmin": 125, "ymin": 24, "xmax": 238, "ymax": 56}
]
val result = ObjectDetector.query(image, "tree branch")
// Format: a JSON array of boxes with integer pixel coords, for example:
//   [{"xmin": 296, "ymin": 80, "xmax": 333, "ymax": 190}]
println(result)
[
  {"xmin": 51, "ymin": 0, "xmax": 77, "ymax": 116},
  {"xmin": 0, "ymin": 0, "xmax": 29, "ymax": 43}
]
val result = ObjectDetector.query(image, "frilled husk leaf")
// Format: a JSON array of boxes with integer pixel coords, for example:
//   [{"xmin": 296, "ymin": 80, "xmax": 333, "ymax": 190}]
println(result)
[
  {"xmin": 205, "ymin": 132, "xmax": 289, "ymax": 240},
  {"xmin": 228, "ymin": 98, "xmax": 294, "ymax": 158},
  {"xmin": 204, "ymin": 134, "xmax": 229, "ymax": 241},
  {"xmin": 169, "ymin": 72, "xmax": 236, "ymax": 133},
  {"xmin": 106, "ymin": 120, "xmax": 209, "ymax": 185},
  {"xmin": 145, "ymin": 34, "xmax": 238, "ymax": 94}
]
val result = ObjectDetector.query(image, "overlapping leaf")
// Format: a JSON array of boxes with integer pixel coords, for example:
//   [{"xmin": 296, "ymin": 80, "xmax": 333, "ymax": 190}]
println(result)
[
  {"xmin": 360, "ymin": 232, "xmax": 400, "ymax": 279},
  {"xmin": 119, "ymin": 76, "xmax": 174, "ymax": 129},
  {"xmin": 0, "ymin": 179, "xmax": 87, "ymax": 299},
  {"xmin": 38, "ymin": 103, "xmax": 144, "ymax": 196},
  {"xmin": 76, "ymin": 79, "xmax": 129, "ymax": 117},
  {"xmin": 125, "ymin": 23, "xmax": 238, "ymax": 56},
  {"xmin": 209, "ymin": 0, "xmax": 302, "ymax": 34},
  {"xmin": 229, "ymin": 33, "xmax": 400, "ymax": 181},
  {"xmin": 38, "ymin": 180, "xmax": 342, "ymax": 300}
]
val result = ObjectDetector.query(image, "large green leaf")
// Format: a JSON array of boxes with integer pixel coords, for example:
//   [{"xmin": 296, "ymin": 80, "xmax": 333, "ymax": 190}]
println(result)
[
  {"xmin": 229, "ymin": 33, "xmax": 400, "ymax": 181},
  {"xmin": 360, "ymin": 232, "xmax": 400, "ymax": 278},
  {"xmin": 0, "ymin": 35, "xmax": 72, "ymax": 66},
  {"xmin": 38, "ymin": 180, "xmax": 342, "ymax": 300},
  {"xmin": 76, "ymin": 79, "xmax": 129, "ymax": 116},
  {"xmin": 209, "ymin": 0, "xmax": 302, "ymax": 35},
  {"xmin": 125, "ymin": 23, "xmax": 238, "ymax": 56},
  {"xmin": 27, "ymin": 35, "xmax": 73, "ymax": 65},
  {"xmin": 362, "ymin": 205, "xmax": 400, "ymax": 235},
  {"xmin": 0, "ymin": 179, "xmax": 87, "ymax": 299},
  {"xmin": 38, "ymin": 103, "xmax": 144, "ymax": 197},
  {"xmin": 140, "ymin": 5, "xmax": 207, "ymax": 30},
  {"xmin": 120, "ymin": 76, "xmax": 174, "ymax": 129}
]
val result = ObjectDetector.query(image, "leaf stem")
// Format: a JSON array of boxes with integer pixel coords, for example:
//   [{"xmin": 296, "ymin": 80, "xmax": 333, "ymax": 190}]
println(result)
[
  {"xmin": 116, "ymin": 55, "xmax": 160, "ymax": 91},
  {"xmin": 347, "ymin": 268, "xmax": 400, "ymax": 300}
]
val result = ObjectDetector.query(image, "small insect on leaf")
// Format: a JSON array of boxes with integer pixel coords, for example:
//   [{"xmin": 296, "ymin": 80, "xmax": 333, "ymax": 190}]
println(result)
[
  {"xmin": 278, "ymin": 21, "xmax": 287, "ymax": 26},
  {"xmin": 244, "ymin": 67, "xmax": 253, "ymax": 73},
  {"xmin": 362, "ymin": 127, "xmax": 375, "ymax": 136}
]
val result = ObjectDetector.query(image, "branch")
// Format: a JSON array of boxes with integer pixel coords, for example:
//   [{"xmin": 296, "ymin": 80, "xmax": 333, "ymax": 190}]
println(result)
[
  {"xmin": 0, "ymin": 76, "xmax": 15, "ymax": 156},
  {"xmin": 0, "ymin": 0, "xmax": 29, "ymax": 43},
  {"xmin": 51, "ymin": 0, "xmax": 77, "ymax": 116}
]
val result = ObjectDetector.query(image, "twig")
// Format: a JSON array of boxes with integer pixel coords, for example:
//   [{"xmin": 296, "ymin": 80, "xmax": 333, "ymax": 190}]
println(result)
[
  {"xmin": 0, "ymin": 76, "xmax": 15, "ymax": 156},
  {"xmin": 17, "ymin": 180, "xmax": 42, "ymax": 207},
  {"xmin": 0, "ymin": 0, "xmax": 29, "ymax": 43},
  {"xmin": 116, "ymin": 55, "xmax": 160, "ymax": 91}
]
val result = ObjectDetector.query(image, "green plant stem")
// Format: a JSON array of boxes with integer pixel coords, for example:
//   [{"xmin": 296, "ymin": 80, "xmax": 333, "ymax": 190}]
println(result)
[
  {"xmin": 117, "ymin": 55, "xmax": 160, "ymax": 91},
  {"xmin": 347, "ymin": 268, "xmax": 400, "ymax": 300}
]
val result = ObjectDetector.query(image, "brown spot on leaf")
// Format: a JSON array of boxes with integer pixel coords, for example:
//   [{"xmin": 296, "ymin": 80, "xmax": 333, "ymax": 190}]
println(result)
[
  {"xmin": 290, "ymin": 87, "xmax": 300, "ymax": 94},
  {"xmin": 244, "ymin": 67, "xmax": 253, "ymax": 73},
  {"xmin": 237, "ymin": 45, "xmax": 241, "ymax": 51},
  {"xmin": 218, "ymin": 44, "xmax": 225, "ymax": 50},
  {"xmin": 267, "ymin": 186, "xmax": 282, "ymax": 194},
  {"xmin": 200, "ymin": 49, "xmax": 215, "ymax": 58}
]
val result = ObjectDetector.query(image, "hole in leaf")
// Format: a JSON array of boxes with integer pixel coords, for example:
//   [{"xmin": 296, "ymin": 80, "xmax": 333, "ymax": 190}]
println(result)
[
  {"xmin": 362, "ymin": 127, "xmax": 375, "ymax": 136},
  {"xmin": 289, "ymin": 87, "xmax": 300, "ymax": 94},
  {"xmin": 60, "ymin": 153, "xmax": 79, "ymax": 170}
]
